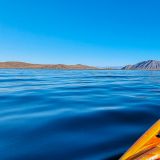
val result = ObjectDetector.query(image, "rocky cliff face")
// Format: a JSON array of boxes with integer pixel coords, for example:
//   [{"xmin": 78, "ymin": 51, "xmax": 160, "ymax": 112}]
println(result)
[
  {"xmin": 0, "ymin": 62, "xmax": 98, "ymax": 69},
  {"xmin": 122, "ymin": 60, "xmax": 160, "ymax": 70}
]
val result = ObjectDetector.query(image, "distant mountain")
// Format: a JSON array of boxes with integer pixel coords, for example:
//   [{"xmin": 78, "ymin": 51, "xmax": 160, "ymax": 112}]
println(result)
[
  {"xmin": 99, "ymin": 66, "xmax": 122, "ymax": 70},
  {"xmin": 122, "ymin": 60, "xmax": 160, "ymax": 70},
  {"xmin": 0, "ymin": 62, "xmax": 98, "ymax": 69}
]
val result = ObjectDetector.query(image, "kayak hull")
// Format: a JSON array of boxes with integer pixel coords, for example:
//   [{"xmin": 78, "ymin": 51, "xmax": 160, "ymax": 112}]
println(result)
[{"xmin": 120, "ymin": 120, "xmax": 160, "ymax": 160}]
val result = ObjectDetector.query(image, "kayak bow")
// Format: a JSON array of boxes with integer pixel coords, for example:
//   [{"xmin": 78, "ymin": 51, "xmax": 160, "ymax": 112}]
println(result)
[{"xmin": 120, "ymin": 120, "xmax": 160, "ymax": 160}]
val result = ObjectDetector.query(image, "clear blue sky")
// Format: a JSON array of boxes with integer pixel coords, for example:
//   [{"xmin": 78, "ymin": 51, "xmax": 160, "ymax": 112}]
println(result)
[{"xmin": 0, "ymin": 0, "xmax": 160, "ymax": 66}]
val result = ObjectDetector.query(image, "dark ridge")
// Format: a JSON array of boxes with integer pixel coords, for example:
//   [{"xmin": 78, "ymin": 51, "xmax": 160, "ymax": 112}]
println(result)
[{"xmin": 122, "ymin": 60, "xmax": 160, "ymax": 70}]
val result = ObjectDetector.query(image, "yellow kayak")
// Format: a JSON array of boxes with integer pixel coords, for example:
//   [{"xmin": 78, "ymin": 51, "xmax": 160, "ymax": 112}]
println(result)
[{"xmin": 120, "ymin": 120, "xmax": 160, "ymax": 160}]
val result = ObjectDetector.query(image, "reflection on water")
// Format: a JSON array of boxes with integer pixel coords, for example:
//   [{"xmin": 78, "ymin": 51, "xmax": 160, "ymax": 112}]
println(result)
[{"xmin": 0, "ymin": 69, "xmax": 160, "ymax": 160}]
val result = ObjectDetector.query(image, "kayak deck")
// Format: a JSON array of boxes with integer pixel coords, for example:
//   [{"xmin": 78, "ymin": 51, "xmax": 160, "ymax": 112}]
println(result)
[{"xmin": 120, "ymin": 120, "xmax": 160, "ymax": 160}]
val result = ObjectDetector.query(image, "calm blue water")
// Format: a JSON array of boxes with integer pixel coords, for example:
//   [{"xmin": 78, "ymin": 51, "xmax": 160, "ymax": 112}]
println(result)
[{"xmin": 0, "ymin": 69, "xmax": 160, "ymax": 160}]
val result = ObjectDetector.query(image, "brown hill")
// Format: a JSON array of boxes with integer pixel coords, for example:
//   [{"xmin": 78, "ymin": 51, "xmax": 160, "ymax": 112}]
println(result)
[{"xmin": 0, "ymin": 62, "xmax": 98, "ymax": 69}]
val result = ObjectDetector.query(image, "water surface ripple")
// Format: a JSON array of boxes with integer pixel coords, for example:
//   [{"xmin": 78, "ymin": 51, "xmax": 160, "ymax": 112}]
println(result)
[{"xmin": 0, "ymin": 69, "xmax": 160, "ymax": 160}]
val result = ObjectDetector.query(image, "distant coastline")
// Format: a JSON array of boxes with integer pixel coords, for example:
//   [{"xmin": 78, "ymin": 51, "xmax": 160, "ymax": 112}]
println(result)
[
  {"xmin": 0, "ymin": 62, "xmax": 98, "ymax": 70},
  {"xmin": 0, "ymin": 60, "xmax": 160, "ymax": 70}
]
